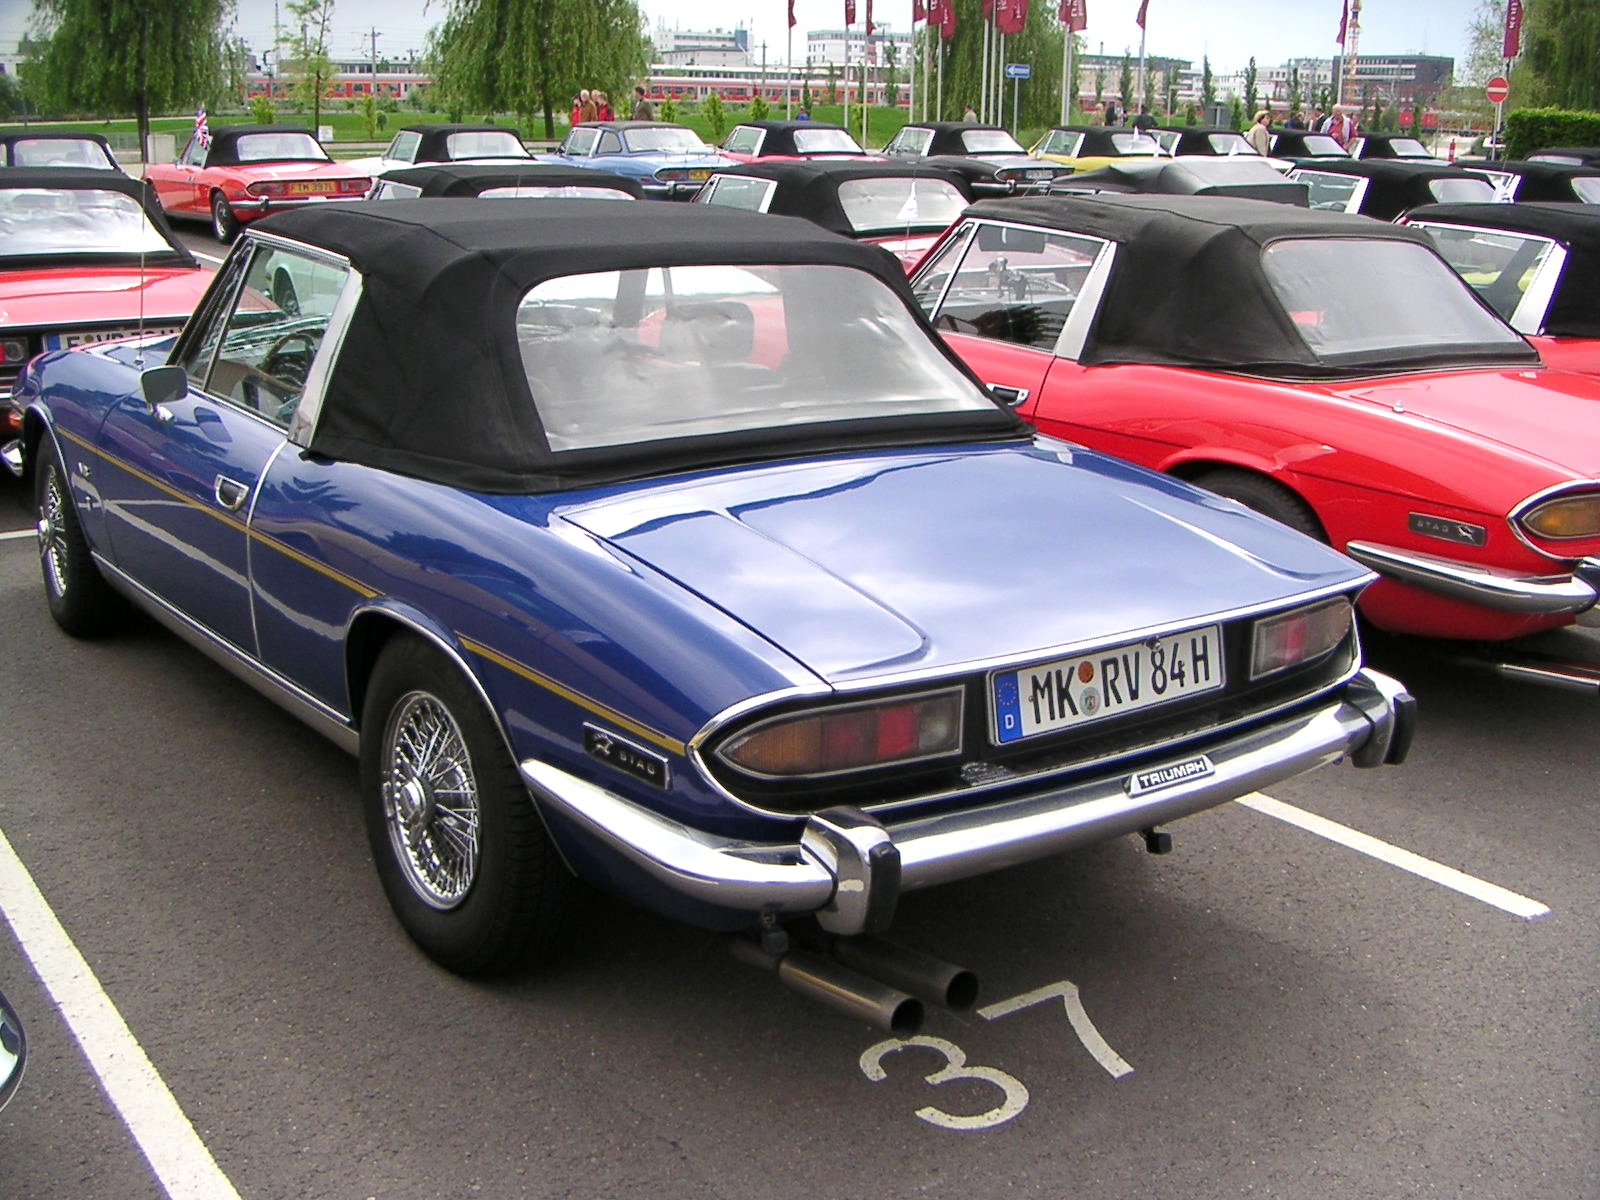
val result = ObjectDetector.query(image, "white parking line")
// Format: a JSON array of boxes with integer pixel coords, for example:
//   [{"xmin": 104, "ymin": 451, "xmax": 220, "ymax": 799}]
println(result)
[
  {"xmin": 1238, "ymin": 792, "xmax": 1551, "ymax": 919},
  {"xmin": 0, "ymin": 528, "xmax": 35, "ymax": 542},
  {"xmin": 0, "ymin": 828, "xmax": 243, "ymax": 1200}
]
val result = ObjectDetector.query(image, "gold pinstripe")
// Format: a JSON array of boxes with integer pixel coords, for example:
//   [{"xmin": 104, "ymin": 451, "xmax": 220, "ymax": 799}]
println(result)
[{"xmin": 57, "ymin": 426, "xmax": 683, "ymax": 753}]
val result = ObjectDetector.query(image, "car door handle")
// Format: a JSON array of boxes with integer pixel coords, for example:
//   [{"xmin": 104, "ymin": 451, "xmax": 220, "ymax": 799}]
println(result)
[
  {"xmin": 214, "ymin": 475, "xmax": 250, "ymax": 512},
  {"xmin": 986, "ymin": 382, "xmax": 1030, "ymax": 406}
]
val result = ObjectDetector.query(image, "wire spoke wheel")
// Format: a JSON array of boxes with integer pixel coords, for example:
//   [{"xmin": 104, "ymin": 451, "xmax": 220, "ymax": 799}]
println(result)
[
  {"xmin": 381, "ymin": 690, "xmax": 481, "ymax": 908},
  {"xmin": 36, "ymin": 460, "xmax": 71, "ymax": 600}
]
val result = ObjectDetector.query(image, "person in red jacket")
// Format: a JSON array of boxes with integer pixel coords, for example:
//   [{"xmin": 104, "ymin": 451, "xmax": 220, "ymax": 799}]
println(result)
[{"xmin": 594, "ymin": 90, "xmax": 613, "ymax": 121}]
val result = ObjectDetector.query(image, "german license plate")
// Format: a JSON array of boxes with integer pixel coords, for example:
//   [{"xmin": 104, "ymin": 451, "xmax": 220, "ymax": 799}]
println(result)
[
  {"xmin": 687, "ymin": 169, "xmax": 711, "ymax": 180},
  {"xmin": 43, "ymin": 325, "xmax": 184, "ymax": 350},
  {"xmin": 288, "ymin": 179, "xmax": 338, "ymax": 194},
  {"xmin": 992, "ymin": 625, "xmax": 1224, "ymax": 743}
]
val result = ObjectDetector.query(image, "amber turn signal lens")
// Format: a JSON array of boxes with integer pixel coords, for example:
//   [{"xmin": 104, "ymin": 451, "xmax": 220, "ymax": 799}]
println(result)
[{"xmin": 1520, "ymin": 494, "xmax": 1600, "ymax": 540}]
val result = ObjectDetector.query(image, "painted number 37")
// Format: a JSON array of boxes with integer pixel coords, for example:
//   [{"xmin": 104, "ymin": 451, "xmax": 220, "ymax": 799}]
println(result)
[{"xmin": 858, "ymin": 980, "xmax": 1133, "ymax": 1131}]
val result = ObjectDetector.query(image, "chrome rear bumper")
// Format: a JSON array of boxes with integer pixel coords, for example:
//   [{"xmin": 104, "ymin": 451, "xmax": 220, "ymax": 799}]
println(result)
[
  {"xmin": 521, "ymin": 669, "xmax": 1413, "ymax": 937},
  {"xmin": 1345, "ymin": 541, "xmax": 1600, "ymax": 616}
]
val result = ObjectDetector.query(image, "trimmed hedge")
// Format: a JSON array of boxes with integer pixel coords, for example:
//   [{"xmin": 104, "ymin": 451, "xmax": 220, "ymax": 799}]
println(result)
[{"xmin": 1505, "ymin": 107, "xmax": 1600, "ymax": 159}]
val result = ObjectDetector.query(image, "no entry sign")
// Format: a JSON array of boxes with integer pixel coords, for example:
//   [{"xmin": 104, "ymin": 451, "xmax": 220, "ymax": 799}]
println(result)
[{"xmin": 1486, "ymin": 76, "xmax": 1510, "ymax": 104}]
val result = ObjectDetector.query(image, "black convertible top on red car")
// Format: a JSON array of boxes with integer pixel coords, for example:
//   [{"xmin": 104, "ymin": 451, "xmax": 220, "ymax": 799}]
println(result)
[
  {"xmin": 251, "ymin": 199, "xmax": 1019, "ymax": 491},
  {"xmin": 0, "ymin": 167, "xmax": 195, "ymax": 268},
  {"xmin": 202, "ymin": 124, "xmax": 332, "ymax": 166},
  {"xmin": 704, "ymin": 160, "xmax": 973, "ymax": 234},
  {"xmin": 374, "ymin": 161, "xmax": 646, "ymax": 198},
  {"xmin": 1405, "ymin": 201, "xmax": 1600, "ymax": 337},
  {"xmin": 1052, "ymin": 158, "xmax": 1309, "ymax": 204},
  {"xmin": 960, "ymin": 193, "xmax": 1539, "ymax": 378}
]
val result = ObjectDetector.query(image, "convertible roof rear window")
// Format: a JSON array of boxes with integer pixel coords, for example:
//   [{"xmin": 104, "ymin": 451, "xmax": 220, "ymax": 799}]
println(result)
[
  {"xmin": 444, "ymin": 130, "xmax": 529, "ymax": 160},
  {"xmin": 234, "ymin": 132, "xmax": 330, "ymax": 163},
  {"xmin": 0, "ymin": 188, "xmax": 176, "ymax": 257},
  {"xmin": 518, "ymin": 263, "xmax": 997, "ymax": 452},
  {"xmin": 837, "ymin": 176, "xmax": 968, "ymax": 233},
  {"xmin": 621, "ymin": 127, "xmax": 708, "ymax": 154},
  {"xmin": 961, "ymin": 130, "xmax": 1026, "ymax": 154},
  {"xmin": 1262, "ymin": 238, "xmax": 1526, "ymax": 362},
  {"xmin": 793, "ymin": 128, "xmax": 864, "ymax": 154}
]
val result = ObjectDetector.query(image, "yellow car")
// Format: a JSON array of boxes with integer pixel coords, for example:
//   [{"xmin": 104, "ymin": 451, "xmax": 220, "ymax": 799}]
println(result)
[{"xmin": 1029, "ymin": 125, "xmax": 1164, "ymax": 172}]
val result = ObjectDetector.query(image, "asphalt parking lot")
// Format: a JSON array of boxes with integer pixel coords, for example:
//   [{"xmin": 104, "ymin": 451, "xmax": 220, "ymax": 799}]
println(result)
[{"xmin": 0, "ymin": 469, "xmax": 1595, "ymax": 1200}]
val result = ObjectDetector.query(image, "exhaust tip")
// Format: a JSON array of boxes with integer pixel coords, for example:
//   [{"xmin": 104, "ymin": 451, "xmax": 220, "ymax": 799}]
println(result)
[
  {"xmin": 887, "ymin": 996, "xmax": 925, "ymax": 1037},
  {"xmin": 944, "ymin": 969, "xmax": 980, "ymax": 1012}
]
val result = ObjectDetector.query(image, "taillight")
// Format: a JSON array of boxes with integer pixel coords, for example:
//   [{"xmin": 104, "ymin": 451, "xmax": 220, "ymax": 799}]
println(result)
[
  {"xmin": 339, "ymin": 178, "xmax": 371, "ymax": 194},
  {"xmin": 246, "ymin": 180, "xmax": 288, "ymax": 197},
  {"xmin": 1250, "ymin": 598, "xmax": 1353, "ymax": 679},
  {"xmin": 717, "ymin": 690, "xmax": 964, "ymax": 778}
]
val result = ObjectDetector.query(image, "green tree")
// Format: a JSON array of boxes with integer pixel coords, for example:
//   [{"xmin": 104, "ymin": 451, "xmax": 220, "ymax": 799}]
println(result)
[
  {"xmin": 250, "ymin": 93, "xmax": 276, "ymax": 123},
  {"xmin": 701, "ymin": 91, "xmax": 727, "ymax": 139},
  {"xmin": 825, "ymin": 63, "xmax": 838, "ymax": 105},
  {"xmin": 282, "ymin": 0, "xmax": 337, "ymax": 135},
  {"xmin": 1200, "ymin": 55, "xmax": 1216, "ymax": 112},
  {"xmin": 883, "ymin": 39, "xmax": 900, "ymax": 109},
  {"xmin": 749, "ymin": 95, "xmax": 769, "ymax": 122},
  {"xmin": 359, "ymin": 90, "xmax": 380, "ymax": 138},
  {"xmin": 1524, "ymin": 0, "xmax": 1600, "ymax": 110},
  {"xmin": 1243, "ymin": 56, "xmax": 1258, "ymax": 120},
  {"xmin": 27, "ymin": 0, "xmax": 230, "ymax": 161},
  {"xmin": 1164, "ymin": 70, "xmax": 1178, "ymax": 117},
  {"xmin": 1117, "ymin": 53, "xmax": 1132, "ymax": 114},
  {"xmin": 659, "ymin": 96, "xmax": 677, "ymax": 122},
  {"xmin": 432, "ymin": 0, "xmax": 649, "ymax": 138},
  {"xmin": 1289, "ymin": 65, "xmax": 1302, "ymax": 115}
]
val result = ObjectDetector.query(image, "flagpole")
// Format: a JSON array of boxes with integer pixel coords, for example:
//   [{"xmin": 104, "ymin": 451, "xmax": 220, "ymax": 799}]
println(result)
[
  {"xmin": 844, "ymin": 17, "xmax": 852, "ymax": 129},
  {"xmin": 787, "ymin": 17, "xmax": 794, "ymax": 117},
  {"xmin": 980, "ymin": 15, "xmax": 991, "ymax": 122},
  {"xmin": 1060, "ymin": 15, "xmax": 1073, "ymax": 125},
  {"xmin": 937, "ymin": 22, "xmax": 944, "ymax": 120},
  {"xmin": 909, "ymin": 13, "xmax": 917, "ymax": 122}
]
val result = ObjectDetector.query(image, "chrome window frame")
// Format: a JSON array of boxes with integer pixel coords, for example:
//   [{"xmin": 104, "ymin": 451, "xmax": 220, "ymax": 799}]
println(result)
[
  {"xmin": 1406, "ymin": 219, "xmax": 1567, "ymax": 335},
  {"xmin": 695, "ymin": 174, "xmax": 778, "ymax": 213},
  {"xmin": 723, "ymin": 126, "xmax": 766, "ymax": 155}
]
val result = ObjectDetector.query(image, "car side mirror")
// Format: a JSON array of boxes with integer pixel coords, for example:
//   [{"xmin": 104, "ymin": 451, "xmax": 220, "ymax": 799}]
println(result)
[
  {"xmin": 141, "ymin": 364, "xmax": 188, "ymax": 408},
  {"xmin": 0, "ymin": 989, "xmax": 25, "ymax": 1113}
]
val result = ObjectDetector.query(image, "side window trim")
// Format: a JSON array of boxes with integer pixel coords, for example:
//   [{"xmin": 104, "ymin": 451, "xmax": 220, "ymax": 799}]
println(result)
[
  {"xmin": 912, "ymin": 220, "xmax": 977, "ymax": 318},
  {"xmin": 1053, "ymin": 240, "xmax": 1118, "ymax": 361},
  {"xmin": 172, "ymin": 243, "xmax": 258, "ymax": 385}
]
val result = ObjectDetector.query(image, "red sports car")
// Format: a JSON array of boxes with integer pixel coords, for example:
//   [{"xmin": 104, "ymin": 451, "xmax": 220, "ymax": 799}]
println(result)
[
  {"xmin": 0, "ymin": 168, "xmax": 213, "ymax": 471},
  {"xmin": 909, "ymin": 194, "xmax": 1600, "ymax": 665},
  {"xmin": 144, "ymin": 123, "xmax": 370, "ymax": 242}
]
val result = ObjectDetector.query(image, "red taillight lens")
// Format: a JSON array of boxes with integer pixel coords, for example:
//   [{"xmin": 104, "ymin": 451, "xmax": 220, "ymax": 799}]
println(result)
[
  {"xmin": 245, "ymin": 180, "xmax": 288, "ymax": 197},
  {"xmin": 1251, "ymin": 598, "xmax": 1353, "ymax": 679},
  {"xmin": 718, "ymin": 690, "xmax": 964, "ymax": 778},
  {"xmin": 340, "ymin": 177, "xmax": 371, "ymax": 194}
]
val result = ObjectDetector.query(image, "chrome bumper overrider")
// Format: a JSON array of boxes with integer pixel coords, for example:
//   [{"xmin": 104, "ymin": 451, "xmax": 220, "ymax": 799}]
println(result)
[
  {"xmin": 1345, "ymin": 541, "xmax": 1600, "ymax": 616},
  {"xmin": 520, "ymin": 669, "xmax": 1414, "ymax": 938}
]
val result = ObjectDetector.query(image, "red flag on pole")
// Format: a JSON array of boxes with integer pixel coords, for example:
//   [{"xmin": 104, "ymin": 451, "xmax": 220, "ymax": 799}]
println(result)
[
  {"xmin": 1502, "ymin": 0, "xmax": 1523, "ymax": 59},
  {"xmin": 982, "ymin": 0, "xmax": 996, "ymax": 17},
  {"xmin": 1135, "ymin": 0, "xmax": 1148, "ymax": 29},
  {"xmin": 930, "ymin": 0, "xmax": 956, "ymax": 38},
  {"xmin": 997, "ymin": 0, "xmax": 1030, "ymax": 35},
  {"xmin": 866, "ymin": 0, "xmax": 875, "ymax": 36},
  {"xmin": 1059, "ymin": 0, "xmax": 1087, "ymax": 32},
  {"xmin": 788, "ymin": 0, "xmax": 797, "ymax": 28},
  {"xmin": 913, "ymin": 0, "xmax": 928, "ymax": 22},
  {"xmin": 1336, "ymin": 0, "xmax": 1349, "ymax": 45},
  {"xmin": 845, "ymin": 0, "xmax": 856, "ymax": 26}
]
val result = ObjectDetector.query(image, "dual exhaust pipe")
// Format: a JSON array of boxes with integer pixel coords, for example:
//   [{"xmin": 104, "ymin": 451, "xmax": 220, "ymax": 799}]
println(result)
[{"xmin": 731, "ymin": 930, "xmax": 978, "ymax": 1034}]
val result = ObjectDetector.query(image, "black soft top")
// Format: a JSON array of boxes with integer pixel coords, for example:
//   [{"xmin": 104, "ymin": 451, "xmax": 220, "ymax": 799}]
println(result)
[
  {"xmin": 1151, "ymin": 126, "xmax": 1254, "ymax": 154},
  {"xmin": 399, "ymin": 123, "xmax": 527, "ymax": 162},
  {"xmin": 1406, "ymin": 202, "xmax": 1600, "ymax": 336},
  {"xmin": 1529, "ymin": 146, "xmax": 1600, "ymax": 166},
  {"xmin": 1351, "ymin": 132, "xmax": 1437, "ymax": 158},
  {"xmin": 905, "ymin": 122, "xmax": 1015, "ymax": 156},
  {"xmin": 708, "ymin": 160, "xmax": 972, "ymax": 233},
  {"xmin": 376, "ymin": 161, "xmax": 644, "ymax": 198},
  {"xmin": 961, "ymin": 193, "xmax": 1535, "ymax": 377},
  {"xmin": 1052, "ymin": 126, "xmax": 1159, "ymax": 156},
  {"xmin": 1267, "ymin": 128, "xmax": 1349, "ymax": 158},
  {"xmin": 1053, "ymin": 159, "xmax": 1309, "ymax": 204},
  {"xmin": 1291, "ymin": 157, "xmax": 1490, "ymax": 217},
  {"xmin": 1455, "ymin": 157, "xmax": 1600, "ymax": 201},
  {"xmin": 205, "ymin": 123, "xmax": 331, "ymax": 166},
  {"xmin": 252, "ymin": 200, "xmax": 1014, "ymax": 491},
  {"xmin": 727, "ymin": 120, "xmax": 863, "ymax": 156},
  {"xmin": 0, "ymin": 130, "xmax": 118, "ymax": 168},
  {"xmin": 0, "ymin": 167, "xmax": 194, "ymax": 268}
]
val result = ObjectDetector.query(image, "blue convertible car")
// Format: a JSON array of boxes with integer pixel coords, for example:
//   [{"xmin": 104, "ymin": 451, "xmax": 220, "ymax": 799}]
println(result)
[{"xmin": 14, "ymin": 202, "xmax": 1411, "ymax": 1026}]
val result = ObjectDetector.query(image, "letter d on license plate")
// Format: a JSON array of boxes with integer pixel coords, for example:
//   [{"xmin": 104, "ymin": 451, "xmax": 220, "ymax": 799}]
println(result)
[{"xmin": 991, "ymin": 624, "xmax": 1224, "ymax": 743}]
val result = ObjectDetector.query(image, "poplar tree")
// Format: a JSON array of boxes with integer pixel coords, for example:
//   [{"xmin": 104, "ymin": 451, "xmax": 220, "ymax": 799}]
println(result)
[{"xmin": 28, "ymin": 0, "xmax": 231, "ymax": 161}]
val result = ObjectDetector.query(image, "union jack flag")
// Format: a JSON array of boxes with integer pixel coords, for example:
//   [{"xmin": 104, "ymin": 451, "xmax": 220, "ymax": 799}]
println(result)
[{"xmin": 194, "ymin": 108, "xmax": 211, "ymax": 150}]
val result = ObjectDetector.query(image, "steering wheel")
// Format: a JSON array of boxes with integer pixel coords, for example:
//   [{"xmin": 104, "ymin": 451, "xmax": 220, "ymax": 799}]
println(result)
[{"xmin": 259, "ymin": 330, "xmax": 320, "ymax": 390}]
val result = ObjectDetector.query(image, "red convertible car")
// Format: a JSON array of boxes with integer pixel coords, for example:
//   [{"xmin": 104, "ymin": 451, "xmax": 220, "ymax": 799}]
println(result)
[
  {"xmin": 145, "ymin": 123, "xmax": 370, "ymax": 242},
  {"xmin": 909, "ymin": 195, "xmax": 1600, "ymax": 667},
  {"xmin": 1, "ymin": 169, "xmax": 212, "ymax": 469}
]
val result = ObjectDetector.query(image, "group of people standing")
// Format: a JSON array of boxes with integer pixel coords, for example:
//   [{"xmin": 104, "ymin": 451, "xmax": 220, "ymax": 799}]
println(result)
[
  {"xmin": 1251, "ymin": 103, "xmax": 1358, "ymax": 152},
  {"xmin": 569, "ymin": 86, "xmax": 657, "ymax": 125}
]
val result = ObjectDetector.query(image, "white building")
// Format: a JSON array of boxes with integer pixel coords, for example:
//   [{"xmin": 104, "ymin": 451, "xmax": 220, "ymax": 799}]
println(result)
[{"xmin": 652, "ymin": 22, "xmax": 753, "ymax": 67}]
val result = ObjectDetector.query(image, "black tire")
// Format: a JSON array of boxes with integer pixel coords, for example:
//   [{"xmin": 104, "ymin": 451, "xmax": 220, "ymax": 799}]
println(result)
[
  {"xmin": 1192, "ymin": 468, "xmax": 1327, "ymax": 542},
  {"xmin": 360, "ymin": 635, "xmax": 575, "ymax": 976},
  {"xmin": 34, "ymin": 441, "xmax": 124, "ymax": 637},
  {"xmin": 210, "ymin": 191, "xmax": 239, "ymax": 243}
]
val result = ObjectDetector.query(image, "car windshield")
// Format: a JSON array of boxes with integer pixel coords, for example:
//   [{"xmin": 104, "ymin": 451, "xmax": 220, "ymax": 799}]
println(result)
[
  {"xmin": 233, "ymin": 132, "xmax": 330, "ymax": 163},
  {"xmin": 1386, "ymin": 138, "xmax": 1433, "ymax": 157},
  {"xmin": 517, "ymin": 263, "xmax": 995, "ymax": 452},
  {"xmin": 1427, "ymin": 177, "xmax": 1495, "ymax": 203},
  {"xmin": 793, "ymin": 128, "xmax": 864, "ymax": 154},
  {"xmin": 445, "ymin": 131, "xmax": 530, "ymax": 159},
  {"xmin": 1412, "ymin": 224, "xmax": 1558, "ymax": 322},
  {"xmin": 1572, "ymin": 177, "xmax": 1600, "ymax": 202},
  {"xmin": 838, "ymin": 177, "xmax": 970, "ymax": 232},
  {"xmin": 0, "ymin": 188, "xmax": 175, "ymax": 258},
  {"xmin": 962, "ymin": 130, "xmax": 1027, "ymax": 154},
  {"xmin": 10, "ymin": 138, "xmax": 115, "ymax": 168},
  {"xmin": 1262, "ymin": 238, "xmax": 1527, "ymax": 363},
  {"xmin": 621, "ymin": 127, "xmax": 710, "ymax": 154}
]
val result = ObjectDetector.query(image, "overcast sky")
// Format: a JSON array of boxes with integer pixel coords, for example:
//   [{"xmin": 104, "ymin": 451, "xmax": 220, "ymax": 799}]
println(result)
[{"xmin": 3, "ymin": 1, "xmax": 1480, "ymax": 75}]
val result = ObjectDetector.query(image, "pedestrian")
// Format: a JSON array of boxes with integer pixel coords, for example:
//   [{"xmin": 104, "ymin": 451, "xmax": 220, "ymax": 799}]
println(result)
[
  {"xmin": 1309, "ymin": 106, "xmax": 1328, "ymax": 133},
  {"xmin": 631, "ymin": 85, "xmax": 654, "ymax": 121},
  {"xmin": 962, "ymin": 102, "xmax": 977, "ymax": 121},
  {"xmin": 1327, "ymin": 104, "xmax": 1356, "ymax": 148},
  {"xmin": 1285, "ymin": 109, "xmax": 1306, "ymax": 130},
  {"xmin": 1103, "ymin": 98, "xmax": 1120, "ymax": 126},
  {"xmin": 1246, "ymin": 109, "xmax": 1272, "ymax": 156},
  {"xmin": 594, "ymin": 90, "xmax": 613, "ymax": 121},
  {"xmin": 579, "ymin": 89, "xmax": 597, "ymax": 124},
  {"xmin": 1131, "ymin": 103, "xmax": 1156, "ymax": 135},
  {"xmin": 569, "ymin": 92, "xmax": 583, "ymax": 127}
]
